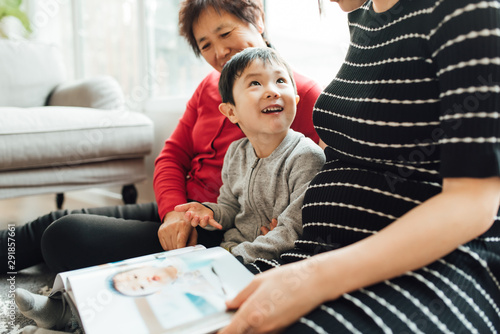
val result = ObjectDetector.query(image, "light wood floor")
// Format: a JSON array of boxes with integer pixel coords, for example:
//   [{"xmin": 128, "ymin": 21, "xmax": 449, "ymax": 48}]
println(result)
[{"xmin": 0, "ymin": 180, "xmax": 156, "ymax": 230}]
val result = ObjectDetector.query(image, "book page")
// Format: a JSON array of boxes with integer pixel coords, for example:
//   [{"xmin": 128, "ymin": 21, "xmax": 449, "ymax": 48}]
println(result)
[
  {"xmin": 65, "ymin": 247, "xmax": 253, "ymax": 334},
  {"xmin": 51, "ymin": 245, "xmax": 206, "ymax": 297}
]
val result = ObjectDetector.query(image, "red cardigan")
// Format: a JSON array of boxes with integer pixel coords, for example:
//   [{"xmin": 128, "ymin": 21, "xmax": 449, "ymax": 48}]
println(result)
[{"xmin": 154, "ymin": 70, "xmax": 321, "ymax": 219}]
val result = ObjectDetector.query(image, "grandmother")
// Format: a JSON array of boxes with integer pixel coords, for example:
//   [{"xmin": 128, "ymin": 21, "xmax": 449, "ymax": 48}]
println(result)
[{"xmin": 1, "ymin": 0, "xmax": 322, "ymax": 273}]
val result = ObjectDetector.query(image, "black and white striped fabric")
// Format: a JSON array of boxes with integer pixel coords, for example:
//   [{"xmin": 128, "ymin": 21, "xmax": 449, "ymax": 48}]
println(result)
[{"xmin": 252, "ymin": 0, "xmax": 500, "ymax": 332}]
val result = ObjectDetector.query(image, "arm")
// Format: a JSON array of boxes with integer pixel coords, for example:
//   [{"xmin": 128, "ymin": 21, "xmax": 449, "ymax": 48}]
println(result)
[
  {"xmin": 154, "ymin": 95, "xmax": 198, "ymax": 218},
  {"xmin": 292, "ymin": 72, "xmax": 322, "ymax": 143},
  {"xmin": 203, "ymin": 143, "xmax": 241, "ymax": 230},
  {"xmin": 154, "ymin": 81, "xmax": 201, "ymax": 250},
  {"xmin": 220, "ymin": 177, "xmax": 500, "ymax": 333}
]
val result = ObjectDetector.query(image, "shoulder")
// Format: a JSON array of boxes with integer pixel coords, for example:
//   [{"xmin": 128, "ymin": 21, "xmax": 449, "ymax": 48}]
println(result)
[
  {"xmin": 287, "ymin": 131, "xmax": 325, "ymax": 163},
  {"xmin": 401, "ymin": 0, "xmax": 493, "ymax": 22},
  {"xmin": 187, "ymin": 70, "xmax": 222, "ymax": 108},
  {"xmin": 425, "ymin": 0, "xmax": 500, "ymax": 46},
  {"xmin": 200, "ymin": 70, "xmax": 221, "ymax": 86},
  {"xmin": 226, "ymin": 137, "xmax": 251, "ymax": 156},
  {"xmin": 191, "ymin": 70, "xmax": 221, "ymax": 97}
]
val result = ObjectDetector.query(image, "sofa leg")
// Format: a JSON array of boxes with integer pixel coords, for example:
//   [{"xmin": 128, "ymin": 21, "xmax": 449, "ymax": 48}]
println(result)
[
  {"xmin": 56, "ymin": 193, "xmax": 64, "ymax": 209},
  {"xmin": 121, "ymin": 184, "xmax": 138, "ymax": 205}
]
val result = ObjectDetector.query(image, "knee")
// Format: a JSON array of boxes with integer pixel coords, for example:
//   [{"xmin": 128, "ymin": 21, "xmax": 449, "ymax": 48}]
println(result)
[{"xmin": 41, "ymin": 214, "xmax": 90, "ymax": 272}]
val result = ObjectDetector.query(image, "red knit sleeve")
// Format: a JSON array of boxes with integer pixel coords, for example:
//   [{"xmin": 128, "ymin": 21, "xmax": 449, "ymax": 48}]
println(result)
[{"xmin": 153, "ymin": 82, "xmax": 202, "ymax": 220}]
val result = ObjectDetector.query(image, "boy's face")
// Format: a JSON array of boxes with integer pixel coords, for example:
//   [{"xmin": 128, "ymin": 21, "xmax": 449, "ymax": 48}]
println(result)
[{"xmin": 220, "ymin": 59, "xmax": 299, "ymax": 139}]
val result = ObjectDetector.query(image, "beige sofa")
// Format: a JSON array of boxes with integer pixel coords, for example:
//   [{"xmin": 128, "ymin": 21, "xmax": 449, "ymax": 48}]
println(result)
[{"xmin": 0, "ymin": 40, "xmax": 154, "ymax": 207}]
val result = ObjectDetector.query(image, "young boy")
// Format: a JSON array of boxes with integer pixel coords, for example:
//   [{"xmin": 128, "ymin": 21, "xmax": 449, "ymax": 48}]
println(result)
[
  {"xmin": 13, "ymin": 48, "xmax": 324, "ymax": 332},
  {"xmin": 175, "ymin": 47, "xmax": 325, "ymax": 263}
]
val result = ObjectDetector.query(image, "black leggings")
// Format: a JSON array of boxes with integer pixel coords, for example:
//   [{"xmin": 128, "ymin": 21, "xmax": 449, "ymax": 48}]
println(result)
[{"xmin": 1, "ymin": 202, "xmax": 223, "ymax": 273}]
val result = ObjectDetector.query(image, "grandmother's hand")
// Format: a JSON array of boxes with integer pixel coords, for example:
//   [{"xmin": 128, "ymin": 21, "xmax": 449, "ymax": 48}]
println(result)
[
  {"xmin": 218, "ymin": 259, "xmax": 325, "ymax": 334},
  {"xmin": 157, "ymin": 210, "xmax": 198, "ymax": 250}
]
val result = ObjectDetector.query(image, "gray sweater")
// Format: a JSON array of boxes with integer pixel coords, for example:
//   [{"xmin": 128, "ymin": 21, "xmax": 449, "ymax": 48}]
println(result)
[{"xmin": 203, "ymin": 129, "xmax": 325, "ymax": 263}]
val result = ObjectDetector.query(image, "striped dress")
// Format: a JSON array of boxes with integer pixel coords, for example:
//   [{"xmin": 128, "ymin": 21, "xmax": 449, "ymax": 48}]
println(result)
[{"xmin": 251, "ymin": 0, "xmax": 500, "ymax": 332}]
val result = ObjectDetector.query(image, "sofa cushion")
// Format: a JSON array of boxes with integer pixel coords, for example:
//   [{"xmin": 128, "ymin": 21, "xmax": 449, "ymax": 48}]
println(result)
[
  {"xmin": 0, "ymin": 158, "xmax": 148, "ymax": 199},
  {"xmin": 0, "ymin": 106, "xmax": 154, "ymax": 171},
  {"xmin": 0, "ymin": 40, "xmax": 66, "ymax": 107}
]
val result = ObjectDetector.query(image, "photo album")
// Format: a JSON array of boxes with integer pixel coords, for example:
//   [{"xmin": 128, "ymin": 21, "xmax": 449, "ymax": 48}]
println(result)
[{"xmin": 49, "ymin": 246, "xmax": 253, "ymax": 334}]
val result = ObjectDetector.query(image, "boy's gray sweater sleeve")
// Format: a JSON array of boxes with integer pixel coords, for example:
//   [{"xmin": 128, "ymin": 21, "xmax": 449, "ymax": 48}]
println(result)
[{"xmin": 231, "ymin": 142, "xmax": 325, "ymax": 263}]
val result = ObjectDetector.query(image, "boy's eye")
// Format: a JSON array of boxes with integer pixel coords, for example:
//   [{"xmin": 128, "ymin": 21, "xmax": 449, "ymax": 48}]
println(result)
[
  {"xmin": 221, "ymin": 30, "xmax": 232, "ymax": 38},
  {"xmin": 250, "ymin": 81, "xmax": 261, "ymax": 86},
  {"xmin": 277, "ymin": 78, "xmax": 286, "ymax": 84}
]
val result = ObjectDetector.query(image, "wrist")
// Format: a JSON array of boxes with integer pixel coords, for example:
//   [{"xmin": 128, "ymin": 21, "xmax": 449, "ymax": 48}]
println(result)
[
  {"xmin": 309, "ymin": 251, "xmax": 356, "ymax": 304},
  {"xmin": 163, "ymin": 210, "xmax": 185, "ymax": 224}
]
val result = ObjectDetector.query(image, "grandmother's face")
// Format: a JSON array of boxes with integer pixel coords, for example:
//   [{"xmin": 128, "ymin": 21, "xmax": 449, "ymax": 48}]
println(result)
[{"xmin": 192, "ymin": 6, "xmax": 267, "ymax": 73}]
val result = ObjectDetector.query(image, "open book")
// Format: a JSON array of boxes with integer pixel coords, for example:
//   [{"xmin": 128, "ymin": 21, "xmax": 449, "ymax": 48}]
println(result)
[{"xmin": 50, "ymin": 246, "xmax": 253, "ymax": 334}]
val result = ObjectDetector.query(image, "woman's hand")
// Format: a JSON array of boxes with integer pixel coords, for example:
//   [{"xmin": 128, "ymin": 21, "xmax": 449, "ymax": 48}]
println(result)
[
  {"xmin": 157, "ymin": 210, "xmax": 198, "ymax": 250},
  {"xmin": 175, "ymin": 203, "xmax": 223, "ymax": 230},
  {"xmin": 219, "ymin": 260, "xmax": 326, "ymax": 334}
]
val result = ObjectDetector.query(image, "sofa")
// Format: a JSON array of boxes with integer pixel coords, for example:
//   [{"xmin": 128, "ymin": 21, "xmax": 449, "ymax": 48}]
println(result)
[{"xmin": 0, "ymin": 40, "xmax": 154, "ymax": 207}]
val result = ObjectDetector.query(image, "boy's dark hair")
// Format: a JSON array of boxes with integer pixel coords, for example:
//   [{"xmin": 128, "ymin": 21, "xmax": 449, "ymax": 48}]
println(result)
[
  {"xmin": 218, "ymin": 47, "xmax": 296, "ymax": 105},
  {"xmin": 179, "ymin": 0, "xmax": 271, "ymax": 57}
]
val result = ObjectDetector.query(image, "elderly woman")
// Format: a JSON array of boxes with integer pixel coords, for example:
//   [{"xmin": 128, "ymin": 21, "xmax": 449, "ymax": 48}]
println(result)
[{"xmin": 0, "ymin": 0, "xmax": 321, "ymax": 273}]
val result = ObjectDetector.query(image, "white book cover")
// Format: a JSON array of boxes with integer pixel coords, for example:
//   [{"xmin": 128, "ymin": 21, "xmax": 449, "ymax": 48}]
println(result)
[{"xmin": 50, "ymin": 246, "xmax": 253, "ymax": 334}]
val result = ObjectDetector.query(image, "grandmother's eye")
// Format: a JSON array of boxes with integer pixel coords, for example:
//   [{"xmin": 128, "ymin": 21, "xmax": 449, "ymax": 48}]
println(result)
[{"xmin": 200, "ymin": 43, "xmax": 210, "ymax": 51}]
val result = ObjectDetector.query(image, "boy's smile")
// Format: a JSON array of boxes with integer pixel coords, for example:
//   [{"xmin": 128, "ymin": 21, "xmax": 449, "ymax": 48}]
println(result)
[{"xmin": 220, "ymin": 58, "xmax": 299, "ymax": 158}]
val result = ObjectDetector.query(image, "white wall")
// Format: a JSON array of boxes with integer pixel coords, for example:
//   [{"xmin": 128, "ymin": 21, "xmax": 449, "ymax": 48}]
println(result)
[{"xmin": 143, "ymin": 97, "xmax": 188, "ymax": 177}]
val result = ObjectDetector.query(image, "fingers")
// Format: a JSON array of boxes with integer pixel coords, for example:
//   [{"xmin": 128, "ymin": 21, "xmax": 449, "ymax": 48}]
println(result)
[
  {"xmin": 261, "ymin": 218, "xmax": 278, "ymax": 235},
  {"xmin": 225, "ymin": 278, "xmax": 259, "ymax": 310},
  {"xmin": 187, "ymin": 227, "xmax": 198, "ymax": 246},
  {"xmin": 219, "ymin": 284, "xmax": 256, "ymax": 334},
  {"xmin": 208, "ymin": 218, "xmax": 223, "ymax": 230},
  {"xmin": 190, "ymin": 215, "xmax": 221, "ymax": 229},
  {"xmin": 189, "ymin": 213, "xmax": 201, "ymax": 227},
  {"xmin": 176, "ymin": 222, "xmax": 193, "ymax": 249},
  {"xmin": 270, "ymin": 218, "xmax": 278, "ymax": 230},
  {"xmin": 158, "ymin": 226, "xmax": 168, "ymax": 250}
]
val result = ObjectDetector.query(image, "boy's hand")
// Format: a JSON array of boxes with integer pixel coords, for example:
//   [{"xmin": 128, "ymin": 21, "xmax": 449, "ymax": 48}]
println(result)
[
  {"xmin": 175, "ymin": 203, "xmax": 223, "ymax": 230},
  {"xmin": 260, "ymin": 218, "xmax": 278, "ymax": 235}
]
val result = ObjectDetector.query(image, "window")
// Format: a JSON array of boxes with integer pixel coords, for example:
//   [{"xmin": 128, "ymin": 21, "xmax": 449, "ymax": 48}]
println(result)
[
  {"xmin": 147, "ymin": 0, "xmax": 212, "ymax": 99},
  {"xmin": 265, "ymin": 0, "xmax": 349, "ymax": 88},
  {"xmin": 27, "ymin": 0, "xmax": 349, "ymax": 108}
]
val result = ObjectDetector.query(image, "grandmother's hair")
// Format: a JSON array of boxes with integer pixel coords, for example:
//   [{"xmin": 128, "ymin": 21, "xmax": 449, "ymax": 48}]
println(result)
[
  {"xmin": 179, "ymin": 0, "xmax": 271, "ymax": 57},
  {"xmin": 218, "ymin": 47, "xmax": 296, "ymax": 106}
]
